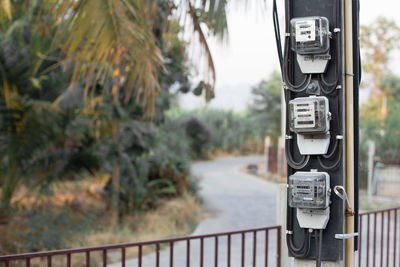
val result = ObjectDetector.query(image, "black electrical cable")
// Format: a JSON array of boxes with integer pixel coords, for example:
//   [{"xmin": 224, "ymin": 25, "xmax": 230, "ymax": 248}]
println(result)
[
  {"xmin": 273, "ymin": 0, "xmax": 311, "ymax": 93},
  {"xmin": 318, "ymin": 131, "xmax": 343, "ymax": 170},
  {"xmin": 322, "ymin": 137, "xmax": 341, "ymax": 159},
  {"xmin": 316, "ymin": 229, "xmax": 323, "ymax": 267},
  {"xmin": 283, "ymin": 37, "xmax": 312, "ymax": 92},
  {"xmin": 287, "ymin": 229, "xmax": 310, "ymax": 257},
  {"xmin": 318, "ymin": 0, "xmax": 341, "ymax": 94},
  {"xmin": 285, "ymin": 139, "xmax": 310, "ymax": 169},
  {"xmin": 273, "ymin": 0, "xmax": 283, "ymax": 77},
  {"xmin": 317, "ymin": 144, "xmax": 342, "ymax": 170},
  {"xmin": 286, "ymin": 205, "xmax": 311, "ymax": 257}
]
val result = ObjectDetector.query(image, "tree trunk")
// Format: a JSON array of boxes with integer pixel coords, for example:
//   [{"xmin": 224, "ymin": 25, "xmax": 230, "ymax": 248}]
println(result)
[{"xmin": 111, "ymin": 84, "xmax": 120, "ymax": 226}]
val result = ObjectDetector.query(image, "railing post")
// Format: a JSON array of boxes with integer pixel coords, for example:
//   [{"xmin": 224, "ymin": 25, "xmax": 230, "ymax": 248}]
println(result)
[{"xmin": 277, "ymin": 227, "xmax": 281, "ymax": 267}]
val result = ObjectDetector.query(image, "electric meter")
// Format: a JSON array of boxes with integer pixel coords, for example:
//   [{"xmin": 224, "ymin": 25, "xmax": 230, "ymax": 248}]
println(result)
[
  {"xmin": 289, "ymin": 96, "xmax": 330, "ymax": 134},
  {"xmin": 289, "ymin": 16, "xmax": 331, "ymax": 74},
  {"xmin": 290, "ymin": 17, "xmax": 330, "ymax": 55},
  {"xmin": 288, "ymin": 171, "xmax": 331, "ymax": 229},
  {"xmin": 289, "ymin": 172, "xmax": 330, "ymax": 209}
]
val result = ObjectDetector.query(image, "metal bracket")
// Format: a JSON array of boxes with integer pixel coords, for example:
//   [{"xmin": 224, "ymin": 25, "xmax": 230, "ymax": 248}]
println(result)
[
  {"xmin": 335, "ymin": 233, "xmax": 358, "ymax": 240},
  {"xmin": 285, "ymin": 135, "xmax": 293, "ymax": 140},
  {"xmin": 334, "ymin": 185, "xmax": 354, "ymax": 216}
]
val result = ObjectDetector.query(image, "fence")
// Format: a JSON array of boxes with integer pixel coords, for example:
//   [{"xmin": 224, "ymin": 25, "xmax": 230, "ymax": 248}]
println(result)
[
  {"xmin": 0, "ymin": 226, "xmax": 281, "ymax": 267},
  {"xmin": 358, "ymin": 206, "xmax": 400, "ymax": 267}
]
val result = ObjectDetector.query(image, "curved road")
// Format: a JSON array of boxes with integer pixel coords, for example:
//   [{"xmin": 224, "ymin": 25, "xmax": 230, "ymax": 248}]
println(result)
[
  {"xmin": 112, "ymin": 156, "xmax": 278, "ymax": 266},
  {"xmin": 192, "ymin": 156, "xmax": 278, "ymax": 233}
]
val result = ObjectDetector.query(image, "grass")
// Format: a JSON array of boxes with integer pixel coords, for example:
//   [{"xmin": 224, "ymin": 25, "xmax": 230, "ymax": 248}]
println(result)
[
  {"xmin": 65, "ymin": 191, "xmax": 204, "ymax": 266},
  {"xmin": 1, "ymin": 175, "xmax": 205, "ymax": 267}
]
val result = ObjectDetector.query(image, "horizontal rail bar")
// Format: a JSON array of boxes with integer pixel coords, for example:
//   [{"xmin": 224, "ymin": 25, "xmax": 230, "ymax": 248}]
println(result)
[
  {"xmin": 0, "ymin": 226, "xmax": 280, "ymax": 261},
  {"xmin": 359, "ymin": 206, "xmax": 400, "ymax": 216}
]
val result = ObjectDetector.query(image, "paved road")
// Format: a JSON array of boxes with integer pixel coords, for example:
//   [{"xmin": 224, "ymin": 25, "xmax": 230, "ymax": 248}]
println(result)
[{"xmin": 111, "ymin": 156, "xmax": 278, "ymax": 267}]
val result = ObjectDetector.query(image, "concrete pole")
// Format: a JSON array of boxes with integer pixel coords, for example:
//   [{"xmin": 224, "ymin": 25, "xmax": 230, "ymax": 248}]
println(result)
[
  {"xmin": 344, "ymin": 0, "xmax": 355, "ymax": 263},
  {"xmin": 277, "ymin": 184, "xmax": 292, "ymax": 267}
]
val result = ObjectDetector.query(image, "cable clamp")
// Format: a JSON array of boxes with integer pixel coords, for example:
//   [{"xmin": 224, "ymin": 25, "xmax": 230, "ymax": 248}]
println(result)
[
  {"xmin": 334, "ymin": 28, "xmax": 341, "ymax": 33},
  {"xmin": 286, "ymin": 230, "xmax": 293, "ymax": 235},
  {"xmin": 336, "ymin": 85, "xmax": 342, "ymax": 90},
  {"xmin": 285, "ymin": 135, "xmax": 293, "ymax": 140},
  {"xmin": 336, "ymin": 135, "xmax": 343, "ymax": 140},
  {"xmin": 333, "ymin": 185, "xmax": 354, "ymax": 215}
]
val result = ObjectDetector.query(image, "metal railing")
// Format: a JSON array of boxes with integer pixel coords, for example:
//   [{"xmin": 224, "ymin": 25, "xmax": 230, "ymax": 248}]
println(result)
[
  {"xmin": 358, "ymin": 206, "xmax": 400, "ymax": 267},
  {"xmin": 0, "ymin": 225, "xmax": 281, "ymax": 267}
]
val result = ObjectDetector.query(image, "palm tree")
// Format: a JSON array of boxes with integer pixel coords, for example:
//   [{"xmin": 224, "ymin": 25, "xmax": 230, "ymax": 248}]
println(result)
[{"xmin": 0, "ymin": 0, "xmax": 229, "ymax": 224}]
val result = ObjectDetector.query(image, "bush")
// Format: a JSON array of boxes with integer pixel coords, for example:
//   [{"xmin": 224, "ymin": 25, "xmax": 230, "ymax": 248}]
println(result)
[
  {"xmin": 166, "ymin": 108, "xmax": 266, "ymax": 156},
  {"xmin": 13, "ymin": 209, "xmax": 92, "ymax": 252}
]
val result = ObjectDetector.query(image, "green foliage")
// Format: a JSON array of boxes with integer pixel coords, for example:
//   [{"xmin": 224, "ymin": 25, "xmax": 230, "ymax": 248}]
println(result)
[
  {"xmin": 0, "ymin": 0, "xmax": 237, "ymax": 254},
  {"xmin": 360, "ymin": 74, "xmax": 400, "ymax": 164},
  {"xmin": 181, "ymin": 117, "xmax": 212, "ymax": 158},
  {"xmin": 15, "ymin": 209, "xmax": 92, "ymax": 252},
  {"xmin": 361, "ymin": 17, "xmax": 400, "ymax": 90},
  {"xmin": 167, "ymin": 107, "xmax": 268, "ymax": 156},
  {"xmin": 248, "ymin": 71, "xmax": 282, "ymax": 143},
  {"xmin": 100, "ymin": 118, "xmax": 193, "ymax": 215}
]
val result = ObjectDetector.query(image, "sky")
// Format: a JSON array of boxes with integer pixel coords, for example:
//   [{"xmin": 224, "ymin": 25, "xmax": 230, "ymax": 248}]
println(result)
[{"xmin": 178, "ymin": 0, "xmax": 400, "ymax": 111}]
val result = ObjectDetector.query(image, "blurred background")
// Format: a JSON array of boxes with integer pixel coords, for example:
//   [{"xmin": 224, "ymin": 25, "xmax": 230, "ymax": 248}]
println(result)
[{"xmin": 1, "ymin": 0, "xmax": 400, "ymax": 264}]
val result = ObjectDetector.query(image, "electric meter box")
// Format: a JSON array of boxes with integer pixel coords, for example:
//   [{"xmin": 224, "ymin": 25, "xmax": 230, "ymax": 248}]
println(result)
[
  {"xmin": 289, "ymin": 96, "xmax": 330, "ymax": 134},
  {"xmin": 290, "ymin": 16, "xmax": 330, "ymax": 55},
  {"xmin": 288, "ymin": 171, "xmax": 330, "ymax": 210}
]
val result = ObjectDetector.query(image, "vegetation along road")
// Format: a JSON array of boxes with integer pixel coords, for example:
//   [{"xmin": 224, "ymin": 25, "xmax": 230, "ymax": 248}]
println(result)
[{"xmin": 111, "ymin": 156, "xmax": 278, "ymax": 266}]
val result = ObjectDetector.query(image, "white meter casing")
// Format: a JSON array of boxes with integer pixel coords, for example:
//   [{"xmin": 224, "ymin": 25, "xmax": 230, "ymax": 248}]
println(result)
[
  {"xmin": 288, "ymin": 96, "xmax": 331, "ymax": 155},
  {"xmin": 288, "ymin": 171, "xmax": 331, "ymax": 229},
  {"xmin": 290, "ymin": 16, "xmax": 331, "ymax": 74}
]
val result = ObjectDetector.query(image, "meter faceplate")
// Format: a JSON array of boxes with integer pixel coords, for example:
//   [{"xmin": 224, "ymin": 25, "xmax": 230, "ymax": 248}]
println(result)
[
  {"xmin": 289, "ymin": 96, "xmax": 330, "ymax": 134},
  {"xmin": 289, "ymin": 172, "xmax": 330, "ymax": 209},
  {"xmin": 290, "ymin": 16, "xmax": 330, "ymax": 55}
]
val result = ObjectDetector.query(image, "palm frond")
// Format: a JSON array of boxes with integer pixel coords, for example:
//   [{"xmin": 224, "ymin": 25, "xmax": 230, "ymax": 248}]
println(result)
[
  {"xmin": 189, "ymin": 3, "xmax": 216, "ymax": 87},
  {"xmin": 179, "ymin": 0, "xmax": 229, "ymax": 99},
  {"xmin": 48, "ymin": 0, "xmax": 163, "ymax": 115},
  {"xmin": 0, "ymin": 0, "xmax": 12, "ymax": 20}
]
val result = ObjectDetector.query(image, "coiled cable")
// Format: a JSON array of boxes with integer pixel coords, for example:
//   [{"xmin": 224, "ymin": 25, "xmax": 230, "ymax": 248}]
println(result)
[
  {"xmin": 285, "ymin": 138, "xmax": 310, "ymax": 169},
  {"xmin": 273, "ymin": 0, "xmax": 311, "ymax": 93}
]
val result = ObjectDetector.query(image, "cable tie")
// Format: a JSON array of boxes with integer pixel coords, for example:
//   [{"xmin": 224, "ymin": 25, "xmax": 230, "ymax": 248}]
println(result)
[
  {"xmin": 285, "ymin": 33, "xmax": 291, "ymax": 37},
  {"xmin": 334, "ymin": 28, "xmax": 341, "ymax": 33},
  {"xmin": 285, "ymin": 135, "xmax": 293, "ymax": 140},
  {"xmin": 336, "ymin": 85, "xmax": 342, "ymax": 90},
  {"xmin": 345, "ymin": 73, "xmax": 354, "ymax": 77},
  {"xmin": 336, "ymin": 135, "xmax": 343, "ymax": 140},
  {"xmin": 286, "ymin": 230, "xmax": 293, "ymax": 235}
]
